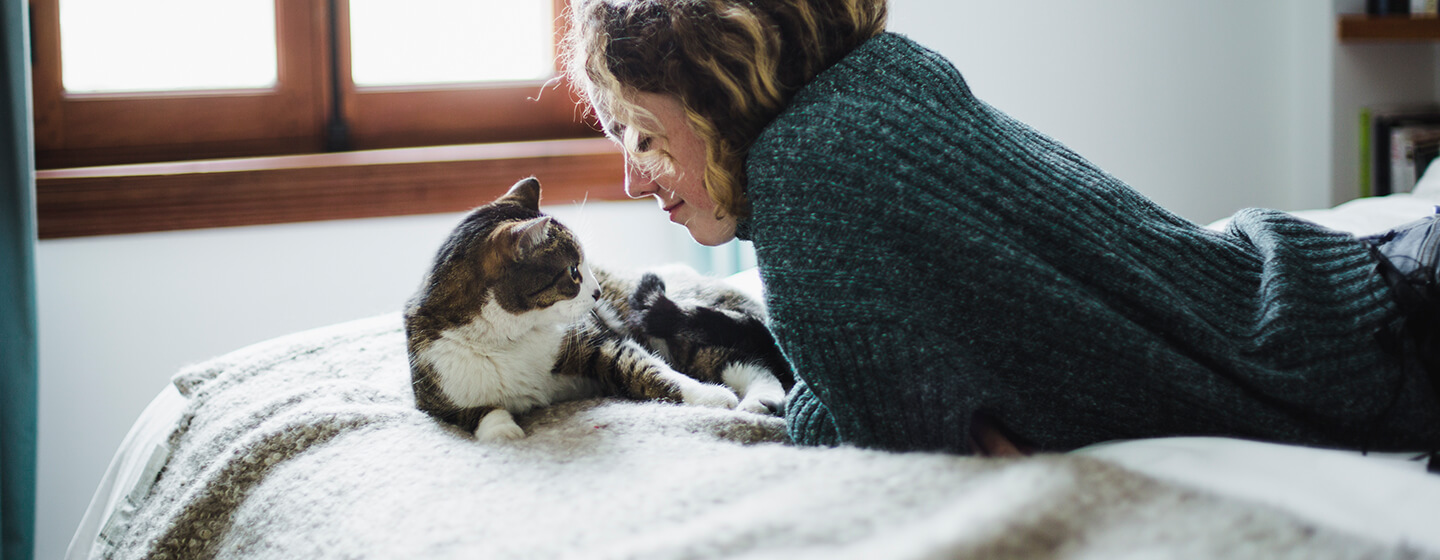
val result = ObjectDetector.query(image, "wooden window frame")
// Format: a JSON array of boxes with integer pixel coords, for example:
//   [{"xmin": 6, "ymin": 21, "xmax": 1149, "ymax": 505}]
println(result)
[
  {"xmin": 36, "ymin": 139, "xmax": 624, "ymax": 239},
  {"xmin": 30, "ymin": 0, "xmax": 332, "ymax": 169},
  {"xmin": 335, "ymin": 0, "xmax": 596, "ymax": 151},
  {"xmin": 30, "ymin": 0, "xmax": 623, "ymax": 239}
]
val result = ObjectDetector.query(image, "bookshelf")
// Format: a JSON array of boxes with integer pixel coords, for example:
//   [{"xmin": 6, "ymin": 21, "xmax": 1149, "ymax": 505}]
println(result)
[
  {"xmin": 1338, "ymin": 15, "xmax": 1440, "ymax": 42},
  {"xmin": 1338, "ymin": 14, "xmax": 1440, "ymax": 197}
]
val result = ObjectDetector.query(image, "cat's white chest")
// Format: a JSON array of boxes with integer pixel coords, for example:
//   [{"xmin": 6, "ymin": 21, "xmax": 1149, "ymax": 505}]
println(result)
[{"xmin": 418, "ymin": 300, "xmax": 599, "ymax": 413}]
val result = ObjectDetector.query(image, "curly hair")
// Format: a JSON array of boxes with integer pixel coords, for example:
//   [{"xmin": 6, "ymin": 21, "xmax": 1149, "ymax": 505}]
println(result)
[{"xmin": 563, "ymin": 0, "xmax": 887, "ymax": 220}]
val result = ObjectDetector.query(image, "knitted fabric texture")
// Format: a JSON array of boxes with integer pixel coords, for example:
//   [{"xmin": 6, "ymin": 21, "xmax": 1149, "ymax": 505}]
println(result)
[{"xmin": 738, "ymin": 32, "xmax": 1440, "ymax": 454}]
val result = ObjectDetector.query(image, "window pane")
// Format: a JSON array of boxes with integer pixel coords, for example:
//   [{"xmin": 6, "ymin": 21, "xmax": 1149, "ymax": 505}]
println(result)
[
  {"xmin": 348, "ymin": 0, "xmax": 554, "ymax": 87},
  {"xmin": 59, "ymin": 0, "xmax": 277, "ymax": 94}
]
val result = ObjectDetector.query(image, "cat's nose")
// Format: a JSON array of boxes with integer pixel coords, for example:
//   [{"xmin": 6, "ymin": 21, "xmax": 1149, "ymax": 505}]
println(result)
[{"xmin": 592, "ymin": 289, "xmax": 602, "ymax": 300}]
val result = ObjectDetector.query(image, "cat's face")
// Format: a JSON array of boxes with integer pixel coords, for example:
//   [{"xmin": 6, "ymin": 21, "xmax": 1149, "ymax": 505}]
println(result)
[
  {"xmin": 480, "ymin": 216, "xmax": 600, "ymax": 329},
  {"xmin": 412, "ymin": 178, "xmax": 601, "ymax": 333}
]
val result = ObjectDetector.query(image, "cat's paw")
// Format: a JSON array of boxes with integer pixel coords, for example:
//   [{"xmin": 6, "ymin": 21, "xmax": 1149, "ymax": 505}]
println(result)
[
  {"xmin": 475, "ymin": 409, "xmax": 525, "ymax": 442},
  {"xmin": 738, "ymin": 394, "xmax": 784, "ymax": 416},
  {"xmin": 681, "ymin": 382, "xmax": 740, "ymax": 410},
  {"xmin": 722, "ymin": 363, "xmax": 786, "ymax": 416}
]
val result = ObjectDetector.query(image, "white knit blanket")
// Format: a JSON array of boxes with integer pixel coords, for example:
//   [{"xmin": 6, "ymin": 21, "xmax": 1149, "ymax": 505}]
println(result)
[{"xmin": 95, "ymin": 313, "xmax": 1433, "ymax": 560}]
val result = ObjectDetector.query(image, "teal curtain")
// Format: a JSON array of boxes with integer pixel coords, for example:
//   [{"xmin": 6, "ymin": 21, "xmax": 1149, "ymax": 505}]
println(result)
[{"xmin": 0, "ymin": 0, "xmax": 36, "ymax": 557}]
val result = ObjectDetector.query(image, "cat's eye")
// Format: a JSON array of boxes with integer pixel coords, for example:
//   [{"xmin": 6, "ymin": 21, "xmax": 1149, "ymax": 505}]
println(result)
[{"xmin": 549, "ymin": 265, "xmax": 580, "ymax": 288}]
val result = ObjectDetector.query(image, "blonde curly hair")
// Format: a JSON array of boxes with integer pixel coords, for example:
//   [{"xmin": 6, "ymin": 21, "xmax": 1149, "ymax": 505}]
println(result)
[{"xmin": 563, "ymin": 0, "xmax": 887, "ymax": 220}]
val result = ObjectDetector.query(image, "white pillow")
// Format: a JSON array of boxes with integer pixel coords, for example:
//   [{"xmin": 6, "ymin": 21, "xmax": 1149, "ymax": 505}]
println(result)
[
  {"xmin": 1414, "ymin": 156, "xmax": 1440, "ymax": 198},
  {"xmin": 1208, "ymin": 192, "xmax": 1439, "ymax": 237}
]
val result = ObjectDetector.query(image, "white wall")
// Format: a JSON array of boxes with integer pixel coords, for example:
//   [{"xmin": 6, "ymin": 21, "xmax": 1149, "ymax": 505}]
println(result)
[
  {"xmin": 889, "ymin": 0, "xmax": 1336, "ymax": 224},
  {"xmin": 33, "ymin": 1, "xmax": 1440, "ymax": 559}
]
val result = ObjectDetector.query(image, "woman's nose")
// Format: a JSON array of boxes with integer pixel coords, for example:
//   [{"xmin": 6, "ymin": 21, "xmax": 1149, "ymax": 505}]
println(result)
[{"xmin": 623, "ymin": 158, "xmax": 658, "ymax": 199}]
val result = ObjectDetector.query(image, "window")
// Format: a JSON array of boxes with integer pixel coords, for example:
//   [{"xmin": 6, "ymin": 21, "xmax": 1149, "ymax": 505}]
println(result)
[
  {"xmin": 32, "ymin": 0, "xmax": 595, "ymax": 169},
  {"xmin": 334, "ymin": 0, "xmax": 594, "ymax": 153},
  {"xmin": 31, "ymin": 0, "xmax": 621, "ymax": 239},
  {"xmin": 32, "ymin": 0, "xmax": 330, "ymax": 168}
]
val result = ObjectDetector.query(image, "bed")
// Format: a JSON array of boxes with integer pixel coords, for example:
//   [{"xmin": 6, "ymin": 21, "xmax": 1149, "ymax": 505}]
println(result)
[{"xmin": 67, "ymin": 180, "xmax": 1440, "ymax": 559}]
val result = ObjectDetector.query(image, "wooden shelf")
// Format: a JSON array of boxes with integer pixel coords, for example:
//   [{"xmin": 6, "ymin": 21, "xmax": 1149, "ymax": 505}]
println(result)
[{"xmin": 1339, "ymin": 14, "xmax": 1440, "ymax": 42}]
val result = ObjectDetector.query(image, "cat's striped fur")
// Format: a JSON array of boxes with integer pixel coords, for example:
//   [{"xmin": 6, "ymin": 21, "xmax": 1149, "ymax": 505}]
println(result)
[{"xmin": 405, "ymin": 178, "xmax": 793, "ymax": 441}]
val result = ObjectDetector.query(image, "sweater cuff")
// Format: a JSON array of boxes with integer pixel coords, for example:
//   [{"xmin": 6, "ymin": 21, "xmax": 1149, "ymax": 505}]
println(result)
[{"xmin": 785, "ymin": 381, "xmax": 840, "ymax": 446}]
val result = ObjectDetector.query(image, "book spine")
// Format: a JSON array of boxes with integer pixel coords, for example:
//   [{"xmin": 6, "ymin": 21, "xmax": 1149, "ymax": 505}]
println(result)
[
  {"xmin": 1393, "ymin": 128, "xmax": 1415, "ymax": 195},
  {"xmin": 1360, "ymin": 108, "xmax": 1373, "ymax": 198},
  {"xmin": 1372, "ymin": 0, "xmax": 1413, "ymax": 14},
  {"xmin": 1374, "ymin": 114, "xmax": 1394, "ymax": 197}
]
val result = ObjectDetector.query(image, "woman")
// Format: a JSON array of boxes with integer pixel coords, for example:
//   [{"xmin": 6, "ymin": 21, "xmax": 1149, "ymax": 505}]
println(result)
[{"xmin": 563, "ymin": 0, "xmax": 1440, "ymax": 458}]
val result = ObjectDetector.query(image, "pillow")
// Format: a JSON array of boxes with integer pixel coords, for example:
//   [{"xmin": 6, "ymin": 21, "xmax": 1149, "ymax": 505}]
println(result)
[{"xmin": 1414, "ymin": 156, "xmax": 1440, "ymax": 198}]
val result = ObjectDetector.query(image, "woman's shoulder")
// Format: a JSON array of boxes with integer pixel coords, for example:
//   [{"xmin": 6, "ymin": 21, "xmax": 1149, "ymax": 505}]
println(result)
[{"xmin": 746, "ymin": 32, "xmax": 975, "ymax": 174}]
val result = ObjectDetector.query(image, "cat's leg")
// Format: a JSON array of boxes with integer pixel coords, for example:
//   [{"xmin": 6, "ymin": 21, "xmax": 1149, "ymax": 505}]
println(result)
[
  {"xmin": 475, "ymin": 407, "xmax": 526, "ymax": 442},
  {"xmin": 676, "ymin": 372, "xmax": 742, "ymax": 409},
  {"xmin": 722, "ymin": 362, "xmax": 787, "ymax": 415},
  {"xmin": 602, "ymin": 338, "xmax": 739, "ymax": 409}
]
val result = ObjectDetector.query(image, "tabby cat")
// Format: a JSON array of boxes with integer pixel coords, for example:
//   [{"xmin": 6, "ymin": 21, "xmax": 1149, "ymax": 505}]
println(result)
[
  {"xmin": 405, "ymin": 177, "xmax": 793, "ymax": 441},
  {"xmin": 623, "ymin": 270, "xmax": 794, "ymax": 415}
]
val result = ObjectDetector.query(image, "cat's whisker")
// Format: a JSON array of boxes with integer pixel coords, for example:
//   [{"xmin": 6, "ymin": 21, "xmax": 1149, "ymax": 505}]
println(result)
[{"xmin": 574, "ymin": 191, "xmax": 592, "ymax": 233}]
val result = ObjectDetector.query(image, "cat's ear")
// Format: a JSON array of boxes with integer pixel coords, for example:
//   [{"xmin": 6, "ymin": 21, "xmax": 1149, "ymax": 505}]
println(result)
[
  {"xmin": 495, "ymin": 177, "xmax": 542, "ymax": 211},
  {"xmin": 481, "ymin": 216, "xmax": 553, "ymax": 278},
  {"xmin": 504, "ymin": 216, "xmax": 552, "ymax": 258}
]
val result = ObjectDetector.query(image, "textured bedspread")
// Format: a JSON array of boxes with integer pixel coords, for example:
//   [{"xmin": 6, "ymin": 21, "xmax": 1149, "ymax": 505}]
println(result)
[{"xmin": 97, "ymin": 313, "xmax": 1433, "ymax": 560}]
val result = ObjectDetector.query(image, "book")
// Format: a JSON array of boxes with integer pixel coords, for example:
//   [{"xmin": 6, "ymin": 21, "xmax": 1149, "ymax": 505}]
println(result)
[
  {"xmin": 1370, "ymin": 0, "xmax": 1412, "ymax": 15},
  {"xmin": 1367, "ymin": 0, "xmax": 1436, "ymax": 16},
  {"xmin": 1362, "ymin": 105, "xmax": 1440, "ymax": 196},
  {"xmin": 1391, "ymin": 125, "xmax": 1440, "ymax": 193}
]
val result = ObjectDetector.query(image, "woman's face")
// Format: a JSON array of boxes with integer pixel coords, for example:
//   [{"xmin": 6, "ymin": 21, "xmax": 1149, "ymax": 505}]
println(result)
[{"xmin": 617, "ymin": 93, "xmax": 738, "ymax": 246}]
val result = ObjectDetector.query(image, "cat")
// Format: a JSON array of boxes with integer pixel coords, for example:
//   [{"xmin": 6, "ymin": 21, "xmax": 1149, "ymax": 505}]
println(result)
[
  {"xmin": 405, "ymin": 177, "xmax": 793, "ymax": 441},
  {"xmin": 622, "ymin": 271, "xmax": 794, "ymax": 415}
]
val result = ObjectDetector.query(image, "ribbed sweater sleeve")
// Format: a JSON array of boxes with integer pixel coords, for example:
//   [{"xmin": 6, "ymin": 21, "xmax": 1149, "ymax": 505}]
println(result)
[
  {"xmin": 784, "ymin": 381, "xmax": 839, "ymax": 446},
  {"xmin": 743, "ymin": 33, "xmax": 1440, "ymax": 454}
]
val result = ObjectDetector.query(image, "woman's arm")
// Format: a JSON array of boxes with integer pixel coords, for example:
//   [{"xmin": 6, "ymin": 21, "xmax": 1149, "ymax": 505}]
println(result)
[{"xmin": 784, "ymin": 380, "xmax": 840, "ymax": 446}]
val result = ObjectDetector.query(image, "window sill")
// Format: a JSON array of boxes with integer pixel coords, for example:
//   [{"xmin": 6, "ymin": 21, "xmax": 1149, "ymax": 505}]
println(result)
[{"xmin": 36, "ymin": 138, "xmax": 625, "ymax": 239}]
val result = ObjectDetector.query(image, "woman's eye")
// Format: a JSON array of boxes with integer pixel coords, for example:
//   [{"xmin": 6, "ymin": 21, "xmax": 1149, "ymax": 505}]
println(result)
[{"xmin": 635, "ymin": 136, "xmax": 652, "ymax": 152}]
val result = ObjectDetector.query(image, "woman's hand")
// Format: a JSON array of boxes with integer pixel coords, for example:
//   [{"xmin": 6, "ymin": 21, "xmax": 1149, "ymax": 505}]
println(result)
[{"xmin": 968, "ymin": 411, "xmax": 1034, "ymax": 457}]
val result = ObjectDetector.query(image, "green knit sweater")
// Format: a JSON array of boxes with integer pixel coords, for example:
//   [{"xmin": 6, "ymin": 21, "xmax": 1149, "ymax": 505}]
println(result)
[{"xmin": 738, "ymin": 32, "xmax": 1440, "ymax": 454}]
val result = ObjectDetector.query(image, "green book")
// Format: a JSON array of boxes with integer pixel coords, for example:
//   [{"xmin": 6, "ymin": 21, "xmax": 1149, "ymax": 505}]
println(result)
[{"xmin": 1360, "ymin": 108, "xmax": 1372, "ymax": 199}]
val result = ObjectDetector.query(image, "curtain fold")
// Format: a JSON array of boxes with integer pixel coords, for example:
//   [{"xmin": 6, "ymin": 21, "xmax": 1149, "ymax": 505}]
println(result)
[{"xmin": 0, "ymin": 0, "xmax": 37, "ymax": 558}]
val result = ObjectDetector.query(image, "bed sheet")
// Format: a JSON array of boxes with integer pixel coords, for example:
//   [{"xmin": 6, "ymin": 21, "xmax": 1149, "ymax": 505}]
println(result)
[
  {"xmin": 67, "ymin": 385, "xmax": 187, "ymax": 560},
  {"xmin": 70, "ymin": 384, "xmax": 1440, "ymax": 559}
]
